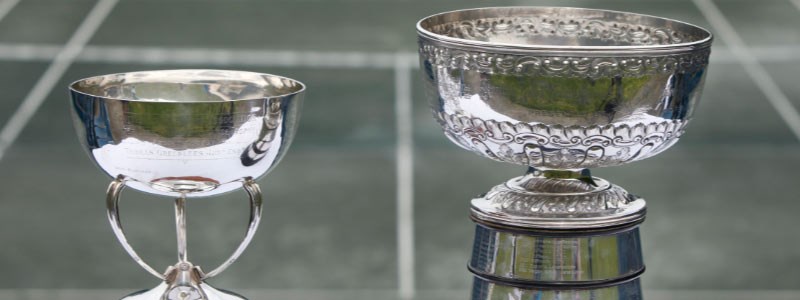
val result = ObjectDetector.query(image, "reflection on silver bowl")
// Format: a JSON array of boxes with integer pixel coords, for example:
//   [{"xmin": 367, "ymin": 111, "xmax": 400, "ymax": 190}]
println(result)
[
  {"xmin": 70, "ymin": 69, "xmax": 304, "ymax": 197},
  {"xmin": 417, "ymin": 7, "xmax": 712, "ymax": 299},
  {"xmin": 69, "ymin": 69, "xmax": 305, "ymax": 300},
  {"xmin": 418, "ymin": 6, "xmax": 710, "ymax": 170}
]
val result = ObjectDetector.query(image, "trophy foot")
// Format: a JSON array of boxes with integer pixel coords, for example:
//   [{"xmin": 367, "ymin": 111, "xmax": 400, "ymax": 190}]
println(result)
[
  {"xmin": 121, "ymin": 283, "xmax": 247, "ymax": 300},
  {"xmin": 469, "ymin": 169, "xmax": 645, "ymax": 300},
  {"xmin": 121, "ymin": 263, "xmax": 247, "ymax": 300},
  {"xmin": 471, "ymin": 277, "xmax": 642, "ymax": 300},
  {"xmin": 471, "ymin": 169, "xmax": 646, "ymax": 229}
]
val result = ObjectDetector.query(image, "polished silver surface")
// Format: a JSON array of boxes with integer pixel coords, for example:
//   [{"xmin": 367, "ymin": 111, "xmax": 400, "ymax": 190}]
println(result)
[
  {"xmin": 105, "ymin": 158, "xmax": 265, "ymax": 300},
  {"xmin": 418, "ymin": 7, "xmax": 710, "ymax": 171},
  {"xmin": 70, "ymin": 69, "xmax": 304, "ymax": 197},
  {"xmin": 71, "ymin": 70, "xmax": 304, "ymax": 300},
  {"xmin": 472, "ymin": 277, "xmax": 642, "ymax": 300},
  {"xmin": 470, "ymin": 171, "xmax": 646, "ymax": 229},
  {"xmin": 105, "ymin": 177, "xmax": 264, "ymax": 283},
  {"xmin": 120, "ymin": 281, "xmax": 247, "ymax": 300},
  {"xmin": 417, "ymin": 7, "xmax": 711, "ymax": 299},
  {"xmin": 469, "ymin": 225, "xmax": 643, "ymax": 284},
  {"xmin": 417, "ymin": 6, "xmax": 711, "ymax": 227}
]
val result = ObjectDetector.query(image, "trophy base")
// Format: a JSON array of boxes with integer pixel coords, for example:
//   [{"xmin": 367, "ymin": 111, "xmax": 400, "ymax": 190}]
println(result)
[
  {"xmin": 469, "ymin": 171, "xmax": 646, "ymax": 300},
  {"xmin": 121, "ymin": 282, "xmax": 247, "ymax": 300},
  {"xmin": 471, "ymin": 171, "xmax": 646, "ymax": 229},
  {"xmin": 471, "ymin": 277, "xmax": 642, "ymax": 300},
  {"xmin": 118, "ymin": 262, "xmax": 248, "ymax": 300}
]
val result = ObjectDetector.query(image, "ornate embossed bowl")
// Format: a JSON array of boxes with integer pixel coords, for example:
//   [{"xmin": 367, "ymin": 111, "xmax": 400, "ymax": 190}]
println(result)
[
  {"xmin": 417, "ymin": 8, "xmax": 713, "ymax": 297},
  {"xmin": 70, "ymin": 70, "xmax": 305, "ymax": 197},
  {"xmin": 417, "ymin": 7, "xmax": 712, "ymax": 170}
]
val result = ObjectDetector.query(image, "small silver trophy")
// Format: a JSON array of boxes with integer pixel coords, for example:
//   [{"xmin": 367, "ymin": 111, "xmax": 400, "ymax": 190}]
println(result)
[
  {"xmin": 417, "ymin": 7, "xmax": 711, "ymax": 299},
  {"xmin": 70, "ymin": 70, "xmax": 304, "ymax": 300}
]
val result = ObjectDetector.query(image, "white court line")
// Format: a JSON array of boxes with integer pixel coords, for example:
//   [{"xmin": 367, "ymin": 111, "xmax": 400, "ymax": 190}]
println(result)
[
  {"xmin": 74, "ymin": 45, "xmax": 790, "ymax": 65},
  {"xmin": 0, "ymin": 0, "xmax": 20, "ymax": 24},
  {"xmin": 1, "ymin": 43, "xmax": 800, "ymax": 67},
  {"xmin": 0, "ymin": 43, "xmax": 797, "ymax": 66},
  {"xmin": 394, "ymin": 53, "xmax": 415, "ymax": 300},
  {"xmin": 694, "ymin": 0, "xmax": 800, "ymax": 142},
  {"xmin": 0, "ymin": 0, "xmax": 119, "ymax": 160},
  {"xmin": 0, "ymin": 43, "xmax": 60, "ymax": 61},
  {"xmin": 53, "ymin": 45, "xmax": 800, "ymax": 65},
  {"xmin": 792, "ymin": 0, "xmax": 800, "ymax": 12},
  {"xmin": 712, "ymin": 45, "xmax": 800, "ymax": 62},
  {"xmin": 80, "ymin": 46, "xmax": 402, "ymax": 69},
  {"xmin": 0, "ymin": 43, "xmax": 407, "ymax": 67}
]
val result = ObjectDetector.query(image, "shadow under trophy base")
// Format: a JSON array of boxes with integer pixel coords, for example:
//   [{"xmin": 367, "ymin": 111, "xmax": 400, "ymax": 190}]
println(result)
[
  {"xmin": 416, "ymin": 7, "xmax": 712, "ymax": 299},
  {"xmin": 70, "ymin": 70, "xmax": 305, "ymax": 300}
]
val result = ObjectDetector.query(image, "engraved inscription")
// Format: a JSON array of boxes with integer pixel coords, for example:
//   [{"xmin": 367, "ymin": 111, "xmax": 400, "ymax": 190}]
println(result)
[{"xmin": 123, "ymin": 146, "xmax": 249, "ymax": 160}]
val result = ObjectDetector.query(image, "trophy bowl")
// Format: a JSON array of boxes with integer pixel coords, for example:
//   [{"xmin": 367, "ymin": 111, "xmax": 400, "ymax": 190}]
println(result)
[
  {"xmin": 70, "ymin": 69, "xmax": 304, "ymax": 300},
  {"xmin": 71, "ymin": 69, "xmax": 304, "ymax": 197},
  {"xmin": 419, "ymin": 7, "xmax": 710, "ymax": 171},
  {"xmin": 417, "ymin": 7, "xmax": 711, "ymax": 299},
  {"xmin": 417, "ymin": 7, "xmax": 712, "ymax": 225}
]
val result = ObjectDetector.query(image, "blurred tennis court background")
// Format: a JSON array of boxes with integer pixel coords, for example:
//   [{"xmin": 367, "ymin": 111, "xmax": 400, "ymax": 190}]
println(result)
[{"xmin": 0, "ymin": 0, "xmax": 798, "ymax": 299}]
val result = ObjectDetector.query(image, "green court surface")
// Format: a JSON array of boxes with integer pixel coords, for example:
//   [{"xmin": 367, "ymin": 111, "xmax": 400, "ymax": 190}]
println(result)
[{"xmin": 0, "ymin": 0, "xmax": 798, "ymax": 299}]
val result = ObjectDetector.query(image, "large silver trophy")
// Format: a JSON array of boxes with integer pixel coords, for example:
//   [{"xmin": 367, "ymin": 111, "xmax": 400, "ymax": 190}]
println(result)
[
  {"xmin": 70, "ymin": 70, "xmax": 304, "ymax": 300},
  {"xmin": 417, "ymin": 7, "xmax": 711, "ymax": 299}
]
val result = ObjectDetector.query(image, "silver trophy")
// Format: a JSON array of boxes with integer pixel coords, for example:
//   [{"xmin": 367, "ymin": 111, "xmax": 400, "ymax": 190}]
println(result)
[
  {"xmin": 69, "ymin": 70, "xmax": 305, "ymax": 300},
  {"xmin": 417, "ymin": 7, "xmax": 711, "ymax": 299}
]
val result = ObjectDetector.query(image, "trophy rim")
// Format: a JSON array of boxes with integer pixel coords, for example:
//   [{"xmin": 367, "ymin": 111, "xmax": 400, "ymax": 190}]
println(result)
[
  {"xmin": 416, "ymin": 6, "xmax": 713, "ymax": 53},
  {"xmin": 68, "ymin": 69, "xmax": 306, "ymax": 103}
]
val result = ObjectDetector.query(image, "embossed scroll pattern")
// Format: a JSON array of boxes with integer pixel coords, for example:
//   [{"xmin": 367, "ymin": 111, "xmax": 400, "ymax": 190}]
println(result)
[
  {"xmin": 428, "ymin": 16, "xmax": 695, "ymax": 46},
  {"xmin": 438, "ymin": 112, "xmax": 688, "ymax": 169},
  {"xmin": 419, "ymin": 42, "xmax": 710, "ymax": 79}
]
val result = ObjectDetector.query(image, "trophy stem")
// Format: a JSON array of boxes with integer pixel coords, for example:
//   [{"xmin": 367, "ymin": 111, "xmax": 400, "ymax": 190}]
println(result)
[
  {"xmin": 175, "ymin": 195, "xmax": 188, "ymax": 264},
  {"xmin": 106, "ymin": 176, "xmax": 264, "ymax": 300},
  {"xmin": 527, "ymin": 167, "xmax": 598, "ymax": 187}
]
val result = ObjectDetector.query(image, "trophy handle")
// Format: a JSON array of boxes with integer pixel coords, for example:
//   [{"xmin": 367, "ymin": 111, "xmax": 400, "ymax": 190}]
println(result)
[
  {"xmin": 202, "ymin": 179, "xmax": 262, "ymax": 279},
  {"xmin": 105, "ymin": 176, "xmax": 264, "ymax": 281}
]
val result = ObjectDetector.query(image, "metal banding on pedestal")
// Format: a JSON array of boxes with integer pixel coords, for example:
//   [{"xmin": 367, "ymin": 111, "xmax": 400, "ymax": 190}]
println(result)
[
  {"xmin": 465, "ymin": 173, "xmax": 647, "ymax": 299},
  {"xmin": 471, "ymin": 277, "xmax": 643, "ymax": 300},
  {"xmin": 469, "ymin": 222, "xmax": 645, "ymax": 284},
  {"xmin": 468, "ymin": 214, "xmax": 645, "ymax": 299},
  {"xmin": 464, "ymin": 172, "xmax": 646, "ymax": 297}
]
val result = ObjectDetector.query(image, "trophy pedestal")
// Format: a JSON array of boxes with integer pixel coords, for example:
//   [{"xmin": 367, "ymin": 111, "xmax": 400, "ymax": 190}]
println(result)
[
  {"xmin": 414, "ymin": 6, "xmax": 712, "ymax": 299},
  {"xmin": 468, "ymin": 171, "xmax": 646, "ymax": 300},
  {"xmin": 122, "ymin": 284, "xmax": 246, "ymax": 300},
  {"xmin": 103, "ymin": 178, "xmax": 264, "ymax": 300},
  {"xmin": 119, "ymin": 263, "xmax": 247, "ymax": 300}
]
